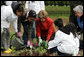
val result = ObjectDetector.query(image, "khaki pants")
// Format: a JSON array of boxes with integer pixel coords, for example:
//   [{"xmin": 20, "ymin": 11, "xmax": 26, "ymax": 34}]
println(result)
[{"xmin": 1, "ymin": 28, "xmax": 10, "ymax": 50}]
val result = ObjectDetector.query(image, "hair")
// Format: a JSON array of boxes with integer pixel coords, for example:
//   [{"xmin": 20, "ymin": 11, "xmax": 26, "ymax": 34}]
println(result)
[
  {"xmin": 60, "ymin": 22, "xmax": 77, "ymax": 38},
  {"xmin": 38, "ymin": 10, "xmax": 48, "ymax": 19},
  {"xmin": 54, "ymin": 18, "xmax": 63, "ymax": 29},
  {"xmin": 28, "ymin": 10, "xmax": 36, "ymax": 18},
  {"xmin": 73, "ymin": 5, "xmax": 83, "ymax": 13},
  {"xmin": 11, "ymin": 2, "xmax": 24, "ymax": 15}
]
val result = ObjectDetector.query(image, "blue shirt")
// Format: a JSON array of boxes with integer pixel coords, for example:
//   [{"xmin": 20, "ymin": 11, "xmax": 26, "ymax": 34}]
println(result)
[{"xmin": 77, "ymin": 17, "xmax": 83, "ymax": 31}]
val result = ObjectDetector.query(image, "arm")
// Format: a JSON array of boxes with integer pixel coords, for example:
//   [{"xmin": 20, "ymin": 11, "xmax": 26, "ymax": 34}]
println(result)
[
  {"xmin": 46, "ymin": 22, "xmax": 55, "ymax": 41},
  {"xmin": 18, "ymin": 16, "xmax": 22, "ymax": 32},
  {"xmin": 12, "ymin": 19, "xmax": 18, "ymax": 32},
  {"xmin": 48, "ymin": 31, "xmax": 62, "ymax": 49},
  {"xmin": 77, "ymin": 17, "xmax": 83, "ymax": 30},
  {"xmin": 36, "ymin": 21, "xmax": 41, "ymax": 38}
]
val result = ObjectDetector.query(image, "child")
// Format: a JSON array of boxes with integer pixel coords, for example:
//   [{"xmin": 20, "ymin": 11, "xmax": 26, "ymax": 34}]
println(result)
[
  {"xmin": 36, "ymin": 10, "xmax": 55, "ymax": 46},
  {"xmin": 48, "ymin": 23, "xmax": 79, "ymax": 56},
  {"xmin": 1, "ymin": 2, "xmax": 23, "ymax": 53},
  {"xmin": 25, "ymin": 1, "xmax": 45, "ymax": 39},
  {"xmin": 18, "ymin": 10, "xmax": 36, "ymax": 48},
  {"xmin": 54, "ymin": 18, "xmax": 63, "ymax": 31}
]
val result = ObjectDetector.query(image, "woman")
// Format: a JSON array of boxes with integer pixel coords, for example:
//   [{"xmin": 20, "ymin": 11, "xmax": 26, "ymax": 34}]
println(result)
[
  {"xmin": 73, "ymin": 5, "xmax": 83, "ymax": 32},
  {"xmin": 36, "ymin": 10, "xmax": 55, "ymax": 46},
  {"xmin": 73, "ymin": 5, "xmax": 83, "ymax": 50}
]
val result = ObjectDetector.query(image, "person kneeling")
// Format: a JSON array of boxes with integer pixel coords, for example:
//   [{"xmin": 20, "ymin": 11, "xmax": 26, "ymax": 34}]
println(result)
[{"xmin": 48, "ymin": 22, "xmax": 80, "ymax": 56}]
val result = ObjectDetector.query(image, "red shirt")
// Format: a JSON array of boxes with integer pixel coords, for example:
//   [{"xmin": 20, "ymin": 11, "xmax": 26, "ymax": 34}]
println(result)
[{"xmin": 36, "ymin": 17, "xmax": 55, "ymax": 41}]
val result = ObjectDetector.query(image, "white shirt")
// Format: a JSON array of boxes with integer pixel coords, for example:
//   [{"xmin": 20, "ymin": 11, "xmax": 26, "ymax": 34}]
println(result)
[
  {"xmin": 5, "ymin": 1, "xmax": 17, "ymax": 6},
  {"xmin": 48, "ymin": 30, "xmax": 79, "ymax": 55},
  {"xmin": 25, "ymin": 1, "xmax": 45, "ymax": 14},
  {"xmin": 1, "ymin": 5, "xmax": 18, "ymax": 32}
]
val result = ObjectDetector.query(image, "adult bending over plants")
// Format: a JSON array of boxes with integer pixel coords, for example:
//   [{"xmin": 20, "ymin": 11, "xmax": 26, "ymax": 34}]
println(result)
[{"xmin": 36, "ymin": 10, "xmax": 55, "ymax": 46}]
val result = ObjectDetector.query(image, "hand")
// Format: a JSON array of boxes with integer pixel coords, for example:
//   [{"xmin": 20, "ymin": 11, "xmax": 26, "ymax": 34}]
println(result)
[
  {"xmin": 38, "ymin": 37, "xmax": 42, "ymax": 46},
  {"xmin": 17, "ymin": 32, "xmax": 22, "ymax": 38}
]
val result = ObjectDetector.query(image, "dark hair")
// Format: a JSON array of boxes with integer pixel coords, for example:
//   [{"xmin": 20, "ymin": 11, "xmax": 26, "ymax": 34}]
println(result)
[
  {"xmin": 28, "ymin": 10, "xmax": 36, "ymax": 18},
  {"xmin": 11, "ymin": 2, "xmax": 24, "ymax": 15},
  {"xmin": 54, "ymin": 18, "xmax": 63, "ymax": 29},
  {"xmin": 1, "ymin": 1, "xmax": 6, "ymax": 6},
  {"xmin": 60, "ymin": 23, "xmax": 77, "ymax": 37}
]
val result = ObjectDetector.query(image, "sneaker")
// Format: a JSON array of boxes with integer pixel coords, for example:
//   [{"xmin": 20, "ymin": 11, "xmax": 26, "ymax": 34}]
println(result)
[
  {"xmin": 27, "ymin": 40, "xmax": 30, "ymax": 47},
  {"xmin": 4, "ymin": 48, "xmax": 12, "ymax": 54},
  {"xmin": 30, "ymin": 43, "xmax": 33, "ymax": 48},
  {"xmin": 36, "ymin": 42, "xmax": 39, "ymax": 46}
]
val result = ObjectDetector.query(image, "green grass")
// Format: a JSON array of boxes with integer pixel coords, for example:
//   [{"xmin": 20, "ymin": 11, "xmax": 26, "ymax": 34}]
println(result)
[
  {"xmin": 46, "ymin": 6, "xmax": 70, "ymax": 20},
  {"xmin": 45, "ymin": 6, "xmax": 70, "ymax": 25}
]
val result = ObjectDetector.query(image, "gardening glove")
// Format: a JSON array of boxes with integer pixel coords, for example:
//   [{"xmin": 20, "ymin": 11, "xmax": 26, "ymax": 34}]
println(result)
[
  {"xmin": 38, "ymin": 37, "xmax": 42, "ymax": 46},
  {"xmin": 17, "ymin": 32, "xmax": 22, "ymax": 38}
]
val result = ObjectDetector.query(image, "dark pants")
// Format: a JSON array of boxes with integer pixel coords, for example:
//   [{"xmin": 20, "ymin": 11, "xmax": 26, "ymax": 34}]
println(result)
[
  {"xmin": 22, "ymin": 22, "xmax": 33, "ymax": 46},
  {"xmin": 22, "ymin": 22, "xmax": 28, "ymax": 46},
  {"xmin": 49, "ymin": 47, "xmax": 72, "ymax": 56},
  {"xmin": 79, "ymin": 33, "xmax": 83, "ymax": 50}
]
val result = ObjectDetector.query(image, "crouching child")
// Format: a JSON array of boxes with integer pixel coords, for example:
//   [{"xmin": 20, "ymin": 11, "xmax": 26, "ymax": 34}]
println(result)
[
  {"xmin": 48, "ymin": 21, "xmax": 80, "ymax": 56},
  {"xmin": 18, "ymin": 10, "xmax": 36, "ymax": 48}
]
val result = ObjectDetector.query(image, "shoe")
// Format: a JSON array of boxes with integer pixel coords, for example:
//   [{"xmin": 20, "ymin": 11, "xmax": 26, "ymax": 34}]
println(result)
[
  {"xmin": 4, "ymin": 48, "xmax": 12, "ymax": 54},
  {"xmin": 30, "ymin": 43, "xmax": 33, "ymax": 48},
  {"xmin": 27, "ymin": 40, "xmax": 30, "ymax": 47},
  {"xmin": 36, "ymin": 42, "xmax": 39, "ymax": 46}
]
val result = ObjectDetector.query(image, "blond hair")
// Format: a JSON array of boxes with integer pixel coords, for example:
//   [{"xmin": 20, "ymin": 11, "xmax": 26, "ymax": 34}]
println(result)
[{"xmin": 38, "ymin": 10, "xmax": 48, "ymax": 19}]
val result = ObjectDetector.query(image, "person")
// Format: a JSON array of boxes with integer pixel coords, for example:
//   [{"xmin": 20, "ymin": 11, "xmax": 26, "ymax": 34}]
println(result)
[
  {"xmin": 48, "ymin": 23, "xmax": 80, "ymax": 56},
  {"xmin": 18, "ymin": 10, "xmax": 36, "ymax": 48},
  {"xmin": 25, "ymin": 1, "xmax": 45, "ymax": 39},
  {"xmin": 69, "ymin": 1, "xmax": 83, "ymax": 32},
  {"xmin": 73, "ymin": 5, "xmax": 83, "ymax": 50},
  {"xmin": 36, "ymin": 10, "xmax": 55, "ymax": 46},
  {"xmin": 73, "ymin": 5, "xmax": 83, "ymax": 31},
  {"xmin": 54, "ymin": 18, "xmax": 63, "ymax": 31},
  {"xmin": 1, "ymin": 2, "xmax": 23, "ymax": 53}
]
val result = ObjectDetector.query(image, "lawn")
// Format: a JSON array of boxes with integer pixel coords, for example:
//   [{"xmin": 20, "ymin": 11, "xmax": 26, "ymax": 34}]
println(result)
[{"xmin": 1, "ymin": 6, "xmax": 83, "ymax": 56}]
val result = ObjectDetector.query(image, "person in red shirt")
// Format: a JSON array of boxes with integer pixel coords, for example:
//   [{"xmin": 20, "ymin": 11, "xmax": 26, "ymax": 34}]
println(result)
[{"xmin": 36, "ymin": 10, "xmax": 55, "ymax": 45}]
